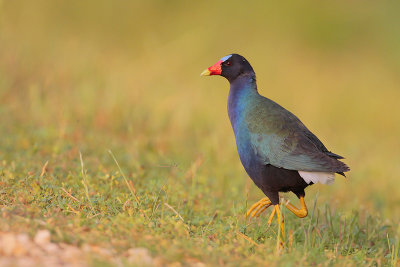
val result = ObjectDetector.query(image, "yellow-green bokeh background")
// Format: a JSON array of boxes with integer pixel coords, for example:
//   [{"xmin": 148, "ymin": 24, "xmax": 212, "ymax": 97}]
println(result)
[{"xmin": 1, "ymin": 1, "xmax": 399, "ymax": 220}]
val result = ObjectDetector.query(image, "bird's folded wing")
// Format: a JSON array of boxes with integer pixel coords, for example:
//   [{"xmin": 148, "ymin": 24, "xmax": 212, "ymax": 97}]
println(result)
[
  {"xmin": 250, "ymin": 131, "xmax": 349, "ymax": 173},
  {"xmin": 246, "ymin": 96, "xmax": 349, "ymax": 173}
]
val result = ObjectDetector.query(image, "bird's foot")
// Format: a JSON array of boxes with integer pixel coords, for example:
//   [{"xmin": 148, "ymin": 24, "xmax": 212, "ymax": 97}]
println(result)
[
  {"xmin": 281, "ymin": 196, "xmax": 308, "ymax": 218},
  {"xmin": 246, "ymin": 197, "xmax": 272, "ymax": 218},
  {"xmin": 246, "ymin": 199, "xmax": 285, "ymax": 237},
  {"xmin": 269, "ymin": 205, "xmax": 285, "ymax": 239},
  {"xmin": 247, "ymin": 202, "xmax": 286, "ymax": 252}
]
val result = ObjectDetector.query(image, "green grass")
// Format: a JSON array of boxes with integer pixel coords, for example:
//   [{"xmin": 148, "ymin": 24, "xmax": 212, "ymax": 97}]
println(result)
[
  {"xmin": 1, "ymin": 1, "xmax": 400, "ymax": 266},
  {"xmin": 0, "ymin": 128, "xmax": 398, "ymax": 266}
]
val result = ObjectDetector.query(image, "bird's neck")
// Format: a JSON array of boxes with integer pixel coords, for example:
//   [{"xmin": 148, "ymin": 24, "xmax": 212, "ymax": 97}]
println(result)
[{"xmin": 227, "ymin": 73, "xmax": 258, "ymax": 130}]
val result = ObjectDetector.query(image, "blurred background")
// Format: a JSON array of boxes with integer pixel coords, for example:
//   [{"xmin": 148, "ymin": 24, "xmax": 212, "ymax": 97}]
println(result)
[{"xmin": 0, "ymin": 0, "xmax": 399, "ymax": 221}]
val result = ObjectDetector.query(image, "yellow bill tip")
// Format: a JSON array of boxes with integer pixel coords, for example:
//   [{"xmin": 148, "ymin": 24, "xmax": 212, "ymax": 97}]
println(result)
[{"xmin": 200, "ymin": 69, "xmax": 211, "ymax": 76}]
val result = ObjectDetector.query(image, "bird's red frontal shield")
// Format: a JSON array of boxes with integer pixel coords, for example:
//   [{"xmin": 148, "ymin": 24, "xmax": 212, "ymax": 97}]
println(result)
[{"xmin": 200, "ymin": 60, "xmax": 222, "ymax": 76}]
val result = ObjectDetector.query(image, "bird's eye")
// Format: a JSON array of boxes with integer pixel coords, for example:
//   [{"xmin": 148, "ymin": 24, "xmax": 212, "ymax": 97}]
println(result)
[{"xmin": 225, "ymin": 61, "xmax": 232, "ymax": 66}]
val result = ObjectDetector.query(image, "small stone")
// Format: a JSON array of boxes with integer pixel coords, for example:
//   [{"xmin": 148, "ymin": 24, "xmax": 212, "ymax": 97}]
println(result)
[
  {"xmin": 29, "ymin": 247, "xmax": 45, "ymax": 257},
  {"xmin": 43, "ymin": 243, "xmax": 59, "ymax": 253},
  {"xmin": 34, "ymin": 230, "xmax": 51, "ymax": 246},
  {"xmin": 0, "ymin": 258, "xmax": 14, "ymax": 266},
  {"xmin": 1, "ymin": 233, "xmax": 17, "ymax": 256},
  {"xmin": 13, "ymin": 233, "xmax": 31, "ymax": 256},
  {"xmin": 16, "ymin": 233, "xmax": 30, "ymax": 244},
  {"xmin": 61, "ymin": 244, "xmax": 82, "ymax": 261},
  {"xmin": 153, "ymin": 257, "xmax": 166, "ymax": 266},
  {"xmin": 127, "ymin": 247, "xmax": 153, "ymax": 266},
  {"xmin": 81, "ymin": 243, "xmax": 92, "ymax": 253},
  {"xmin": 91, "ymin": 245, "xmax": 113, "ymax": 258},
  {"xmin": 17, "ymin": 257, "xmax": 37, "ymax": 267}
]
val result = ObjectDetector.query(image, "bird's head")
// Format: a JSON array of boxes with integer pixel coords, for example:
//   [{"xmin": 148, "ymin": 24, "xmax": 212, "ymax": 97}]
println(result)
[{"xmin": 201, "ymin": 54, "xmax": 254, "ymax": 82}]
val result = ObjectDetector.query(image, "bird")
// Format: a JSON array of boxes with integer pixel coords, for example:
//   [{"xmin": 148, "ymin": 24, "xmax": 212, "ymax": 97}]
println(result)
[{"xmin": 201, "ymin": 54, "xmax": 349, "ymax": 243}]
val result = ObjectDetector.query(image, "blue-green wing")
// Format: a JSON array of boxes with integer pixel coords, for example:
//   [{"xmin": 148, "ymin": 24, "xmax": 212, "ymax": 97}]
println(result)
[{"xmin": 247, "ymin": 97, "xmax": 349, "ymax": 173}]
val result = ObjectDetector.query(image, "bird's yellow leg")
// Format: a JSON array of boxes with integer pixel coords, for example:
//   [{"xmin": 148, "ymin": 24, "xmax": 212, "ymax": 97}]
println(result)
[
  {"xmin": 246, "ymin": 197, "xmax": 272, "ymax": 218},
  {"xmin": 282, "ymin": 196, "xmax": 308, "ymax": 218},
  {"xmin": 267, "ymin": 205, "xmax": 276, "ymax": 225},
  {"xmin": 275, "ymin": 205, "xmax": 285, "ymax": 240}
]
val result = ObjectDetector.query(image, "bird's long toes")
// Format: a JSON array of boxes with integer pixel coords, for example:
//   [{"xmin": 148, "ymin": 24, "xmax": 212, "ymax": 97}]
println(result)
[
  {"xmin": 246, "ymin": 203, "xmax": 261, "ymax": 217},
  {"xmin": 267, "ymin": 206, "xmax": 277, "ymax": 225},
  {"xmin": 246, "ymin": 198, "xmax": 272, "ymax": 218},
  {"xmin": 252, "ymin": 201, "xmax": 272, "ymax": 218},
  {"xmin": 246, "ymin": 206, "xmax": 258, "ymax": 218},
  {"xmin": 246, "ymin": 209, "xmax": 256, "ymax": 218},
  {"xmin": 250, "ymin": 206, "xmax": 261, "ymax": 218},
  {"xmin": 254, "ymin": 205, "xmax": 269, "ymax": 217},
  {"xmin": 249, "ymin": 203, "xmax": 264, "ymax": 218}
]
